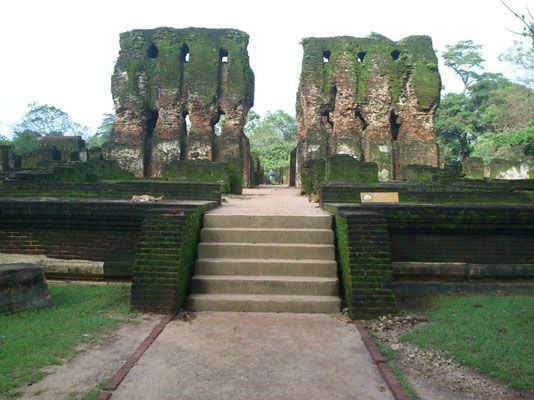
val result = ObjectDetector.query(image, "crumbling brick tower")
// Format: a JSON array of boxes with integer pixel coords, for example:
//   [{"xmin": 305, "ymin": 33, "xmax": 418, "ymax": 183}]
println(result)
[
  {"xmin": 106, "ymin": 27, "xmax": 254, "ymax": 182},
  {"xmin": 296, "ymin": 34, "xmax": 441, "ymax": 184}
]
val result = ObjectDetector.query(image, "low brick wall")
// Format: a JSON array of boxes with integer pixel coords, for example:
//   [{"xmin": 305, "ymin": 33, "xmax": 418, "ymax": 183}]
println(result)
[
  {"xmin": 131, "ymin": 208, "xmax": 204, "ymax": 313},
  {"xmin": 326, "ymin": 202, "xmax": 534, "ymax": 316},
  {"xmin": 334, "ymin": 210, "xmax": 396, "ymax": 319},
  {"xmin": 0, "ymin": 181, "xmax": 222, "ymax": 203},
  {"xmin": 393, "ymin": 262, "xmax": 534, "ymax": 296},
  {"xmin": 319, "ymin": 181, "xmax": 534, "ymax": 205},
  {"xmin": 0, "ymin": 198, "xmax": 217, "ymax": 278}
]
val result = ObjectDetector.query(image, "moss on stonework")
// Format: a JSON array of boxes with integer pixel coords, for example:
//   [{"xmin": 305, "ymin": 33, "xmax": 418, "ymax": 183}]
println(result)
[
  {"xmin": 325, "ymin": 154, "xmax": 378, "ymax": 183},
  {"xmin": 114, "ymin": 27, "xmax": 254, "ymax": 109},
  {"xmin": 299, "ymin": 34, "xmax": 440, "ymax": 110},
  {"xmin": 301, "ymin": 158, "xmax": 326, "ymax": 194},
  {"xmin": 162, "ymin": 159, "xmax": 242, "ymax": 194}
]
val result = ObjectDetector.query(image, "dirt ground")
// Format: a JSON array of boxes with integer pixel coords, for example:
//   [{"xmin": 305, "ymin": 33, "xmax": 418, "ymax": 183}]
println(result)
[
  {"xmin": 18, "ymin": 314, "xmax": 162, "ymax": 400},
  {"xmin": 364, "ymin": 314, "xmax": 534, "ymax": 400}
]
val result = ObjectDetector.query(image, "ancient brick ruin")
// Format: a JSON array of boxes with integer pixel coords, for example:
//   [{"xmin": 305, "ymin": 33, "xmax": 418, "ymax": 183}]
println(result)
[
  {"xmin": 105, "ymin": 27, "xmax": 254, "ymax": 183},
  {"xmin": 296, "ymin": 34, "xmax": 441, "ymax": 184}
]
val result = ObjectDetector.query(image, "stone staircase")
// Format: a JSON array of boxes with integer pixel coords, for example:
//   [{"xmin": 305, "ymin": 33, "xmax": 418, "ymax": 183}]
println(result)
[{"xmin": 187, "ymin": 214, "xmax": 341, "ymax": 313}]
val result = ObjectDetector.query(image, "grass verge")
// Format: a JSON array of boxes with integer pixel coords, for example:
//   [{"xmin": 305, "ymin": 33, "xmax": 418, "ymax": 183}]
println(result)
[
  {"xmin": 0, "ymin": 282, "xmax": 133, "ymax": 398},
  {"xmin": 401, "ymin": 294, "xmax": 534, "ymax": 391},
  {"xmin": 373, "ymin": 338, "xmax": 419, "ymax": 400}
]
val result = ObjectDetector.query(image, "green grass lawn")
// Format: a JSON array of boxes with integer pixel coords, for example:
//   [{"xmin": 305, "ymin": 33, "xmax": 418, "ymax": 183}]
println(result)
[
  {"xmin": 401, "ymin": 295, "xmax": 534, "ymax": 391},
  {"xmin": 0, "ymin": 282, "xmax": 133, "ymax": 399}
]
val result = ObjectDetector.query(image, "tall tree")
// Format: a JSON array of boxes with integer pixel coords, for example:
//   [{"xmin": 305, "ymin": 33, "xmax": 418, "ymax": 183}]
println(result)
[
  {"xmin": 87, "ymin": 113, "xmax": 114, "ymax": 148},
  {"xmin": 499, "ymin": 41, "xmax": 534, "ymax": 89},
  {"xmin": 442, "ymin": 40, "xmax": 485, "ymax": 93},
  {"xmin": 11, "ymin": 130, "xmax": 40, "ymax": 155},
  {"xmin": 12, "ymin": 102, "xmax": 90, "ymax": 139},
  {"xmin": 246, "ymin": 110, "xmax": 298, "ymax": 170},
  {"xmin": 435, "ymin": 93, "xmax": 479, "ymax": 163},
  {"xmin": 501, "ymin": 0, "xmax": 534, "ymax": 46}
]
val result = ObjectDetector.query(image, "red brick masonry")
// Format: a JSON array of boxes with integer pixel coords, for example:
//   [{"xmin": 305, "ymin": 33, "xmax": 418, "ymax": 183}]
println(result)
[
  {"xmin": 95, "ymin": 314, "xmax": 175, "ymax": 400},
  {"xmin": 355, "ymin": 320, "xmax": 411, "ymax": 400}
]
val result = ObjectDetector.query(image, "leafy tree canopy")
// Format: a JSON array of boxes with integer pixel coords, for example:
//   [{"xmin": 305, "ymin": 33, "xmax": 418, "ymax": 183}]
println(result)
[
  {"xmin": 435, "ymin": 69, "xmax": 534, "ymax": 164},
  {"xmin": 245, "ymin": 110, "xmax": 298, "ymax": 170},
  {"xmin": 12, "ymin": 102, "xmax": 90, "ymax": 139},
  {"xmin": 499, "ymin": 40, "xmax": 534, "ymax": 89},
  {"xmin": 442, "ymin": 40, "xmax": 485, "ymax": 93}
]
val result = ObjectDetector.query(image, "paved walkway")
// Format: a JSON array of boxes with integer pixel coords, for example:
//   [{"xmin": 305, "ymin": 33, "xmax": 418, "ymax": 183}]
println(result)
[
  {"xmin": 111, "ymin": 187, "xmax": 395, "ymax": 399},
  {"xmin": 112, "ymin": 312, "xmax": 394, "ymax": 400},
  {"xmin": 210, "ymin": 185, "xmax": 329, "ymax": 215}
]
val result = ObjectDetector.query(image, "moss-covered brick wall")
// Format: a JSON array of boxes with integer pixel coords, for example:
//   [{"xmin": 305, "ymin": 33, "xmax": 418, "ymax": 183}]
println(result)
[
  {"xmin": 0, "ymin": 146, "xmax": 15, "ymax": 173},
  {"xmin": 319, "ymin": 181, "xmax": 534, "ymax": 205},
  {"xmin": 463, "ymin": 157, "xmax": 534, "ymax": 180},
  {"xmin": 131, "ymin": 207, "xmax": 204, "ymax": 313},
  {"xmin": 301, "ymin": 158, "xmax": 326, "ymax": 194},
  {"xmin": 114, "ymin": 27, "xmax": 253, "ymax": 109},
  {"xmin": 109, "ymin": 27, "xmax": 254, "ymax": 182},
  {"xmin": 324, "ymin": 154, "xmax": 379, "ymax": 183},
  {"xmin": 11, "ymin": 161, "xmax": 134, "ymax": 183},
  {"xmin": 0, "ymin": 181, "xmax": 222, "ymax": 203},
  {"xmin": 326, "ymin": 203, "xmax": 534, "ymax": 266},
  {"xmin": 325, "ymin": 202, "xmax": 534, "ymax": 314},
  {"xmin": 399, "ymin": 164, "xmax": 460, "ymax": 185},
  {"xmin": 162, "ymin": 159, "xmax": 241, "ymax": 193},
  {"xmin": 38, "ymin": 136, "xmax": 85, "ymax": 152},
  {"xmin": 333, "ymin": 210, "xmax": 396, "ymax": 319},
  {"xmin": 0, "ymin": 199, "xmax": 216, "ymax": 279},
  {"xmin": 296, "ymin": 33, "xmax": 441, "ymax": 185}
]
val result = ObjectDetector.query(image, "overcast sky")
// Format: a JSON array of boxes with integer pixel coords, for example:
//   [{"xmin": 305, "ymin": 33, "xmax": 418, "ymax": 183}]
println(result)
[{"xmin": 0, "ymin": 0, "xmax": 531, "ymax": 137}]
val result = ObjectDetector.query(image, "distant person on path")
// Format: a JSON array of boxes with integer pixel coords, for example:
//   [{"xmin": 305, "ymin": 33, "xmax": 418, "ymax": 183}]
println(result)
[{"xmin": 268, "ymin": 168, "xmax": 274, "ymax": 184}]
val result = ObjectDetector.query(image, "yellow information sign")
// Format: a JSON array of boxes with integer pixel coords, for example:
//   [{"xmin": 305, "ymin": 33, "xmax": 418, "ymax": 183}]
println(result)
[{"xmin": 360, "ymin": 192, "xmax": 399, "ymax": 204}]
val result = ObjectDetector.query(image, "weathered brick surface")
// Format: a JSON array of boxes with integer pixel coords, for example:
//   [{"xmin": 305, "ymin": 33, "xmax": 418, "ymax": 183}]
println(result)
[
  {"xmin": 329, "ymin": 201, "xmax": 534, "ymax": 318},
  {"xmin": 319, "ymin": 181, "xmax": 534, "ymax": 205},
  {"xmin": 131, "ymin": 209, "xmax": 204, "ymax": 313},
  {"xmin": 0, "ymin": 198, "xmax": 215, "ymax": 278},
  {"xmin": 335, "ymin": 210, "xmax": 396, "ymax": 319},
  {"xmin": 0, "ymin": 181, "xmax": 222, "ymax": 203}
]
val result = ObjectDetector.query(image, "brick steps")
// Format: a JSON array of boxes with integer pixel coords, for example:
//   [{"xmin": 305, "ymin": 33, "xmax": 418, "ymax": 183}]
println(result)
[
  {"xmin": 195, "ymin": 258, "xmax": 337, "ymax": 277},
  {"xmin": 187, "ymin": 214, "xmax": 341, "ymax": 314},
  {"xmin": 187, "ymin": 294, "xmax": 341, "ymax": 313}
]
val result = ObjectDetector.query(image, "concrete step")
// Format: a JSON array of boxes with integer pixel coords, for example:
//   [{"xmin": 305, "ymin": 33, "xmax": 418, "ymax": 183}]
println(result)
[
  {"xmin": 191, "ymin": 275, "xmax": 339, "ymax": 296},
  {"xmin": 197, "ymin": 242, "xmax": 335, "ymax": 260},
  {"xmin": 195, "ymin": 258, "xmax": 338, "ymax": 277},
  {"xmin": 200, "ymin": 228, "xmax": 333, "ymax": 244},
  {"xmin": 203, "ymin": 214, "xmax": 332, "ymax": 229},
  {"xmin": 187, "ymin": 294, "xmax": 341, "ymax": 313}
]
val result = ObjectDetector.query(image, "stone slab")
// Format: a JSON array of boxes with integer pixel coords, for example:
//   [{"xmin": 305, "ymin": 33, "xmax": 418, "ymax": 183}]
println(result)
[{"xmin": 0, "ymin": 263, "xmax": 53, "ymax": 313}]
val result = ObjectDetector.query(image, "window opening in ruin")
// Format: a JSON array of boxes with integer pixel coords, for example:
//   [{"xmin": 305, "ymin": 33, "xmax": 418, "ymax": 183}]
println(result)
[
  {"xmin": 390, "ymin": 111, "xmax": 401, "ymax": 141},
  {"xmin": 357, "ymin": 52, "xmax": 366, "ymax": 62},
  {"xmin": 329, "ymin": 85, "xmax": 337, "ymax": 112},
  {"xmin": 356, "ymin": 110, "xmax": 368, "ymax": 137},
  {"xmin": 322, "ymin": 50, "xmax": 331, "ymax": 63},
  {"xmin": 184, "ymin": 113, "xmax": 191, "ymax": 134},
  {"xmin": 213, "ymin": 112, "xmax": 225, "ymax": 136},
  {"xmin": 391, "ymin": 49, "xmax": 400, "ymax": 60},
  {"xmin": 321, "ymin": 110, "xmax": 333, "ymax": 131},
  {"xmin": 143, "ymin": 110, "xmax": 158, "ymax": 177},
  {"xmin": 181, "ymin": 44, "xmax": 190, "ymax": 62},
  {"xmin": 147, "ymin": 43, "xmax": 159, "ymax": 58},
  {"xmin": 220, "ymin": 49, "xmax": 229, "ymax": 64}
]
